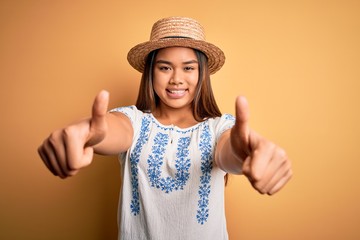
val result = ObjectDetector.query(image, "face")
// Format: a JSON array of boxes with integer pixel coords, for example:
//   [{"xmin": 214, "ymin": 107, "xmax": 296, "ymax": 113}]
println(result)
[{"xmin": 153, "ymin": 47, "xmax": 199, "ymax": 112}]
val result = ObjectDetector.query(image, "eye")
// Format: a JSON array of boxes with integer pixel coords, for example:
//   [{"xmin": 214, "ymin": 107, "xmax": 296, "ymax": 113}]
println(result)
[
  {"xmin": 158, "ymin": 65, "xmax": 172, "ymax": 71},
  {"xmin": 184, "ymin": 66, "xmax": 195, "ymax": 71}
]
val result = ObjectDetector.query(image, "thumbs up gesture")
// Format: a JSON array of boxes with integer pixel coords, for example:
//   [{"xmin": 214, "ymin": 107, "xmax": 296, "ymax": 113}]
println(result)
[
  {"xmin": 230, "ymin": 96, "xmax": 292, "ymax": 195},
  {"xmin": 38, "ymin": 90, "xmax": 109, "ymax": 178}
]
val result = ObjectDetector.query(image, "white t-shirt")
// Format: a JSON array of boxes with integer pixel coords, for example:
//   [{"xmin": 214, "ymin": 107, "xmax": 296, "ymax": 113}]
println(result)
[{"xmin": 110, "ymin": 106, "xmax": 235, "ymax": 240}]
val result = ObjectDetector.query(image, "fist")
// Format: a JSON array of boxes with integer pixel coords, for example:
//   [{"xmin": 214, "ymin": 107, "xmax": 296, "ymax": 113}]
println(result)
[
  {"xmin": 37, "ymin": 90, "xmax": 109, "ymax": 178},
  {"xmin": 231, "ymin": 96, "xmax": 292, "ymax": 195}
]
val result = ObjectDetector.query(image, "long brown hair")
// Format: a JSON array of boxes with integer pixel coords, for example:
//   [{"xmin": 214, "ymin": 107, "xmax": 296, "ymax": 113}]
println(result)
[{"xmin": 135, "ymin": 48, "xmax": 229, "ymax": 185}]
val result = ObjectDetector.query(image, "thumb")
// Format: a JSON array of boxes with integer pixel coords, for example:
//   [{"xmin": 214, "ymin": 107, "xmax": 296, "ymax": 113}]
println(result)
[
  {"xmin": 234, "ymin": 96, "xmax": 250, "ymax": 143},
  {"xmin": 231, "ymin": 96, "xmax": 251, "ymax": 156},
  {"xmin": 86, "ymin": 90, "xmax": 109, "ymax": 146}
]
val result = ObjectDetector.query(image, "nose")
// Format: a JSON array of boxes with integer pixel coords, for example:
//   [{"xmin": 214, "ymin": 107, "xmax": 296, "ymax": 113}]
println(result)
[{"xmin": 169, "ymin": 69, "xmax": 183, "ymax": 85}]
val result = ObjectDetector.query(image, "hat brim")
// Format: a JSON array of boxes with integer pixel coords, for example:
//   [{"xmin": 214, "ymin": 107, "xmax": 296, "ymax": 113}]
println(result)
[{"xmin": 127, "ymin": 38, "xmax": 225, "ymax": 75}]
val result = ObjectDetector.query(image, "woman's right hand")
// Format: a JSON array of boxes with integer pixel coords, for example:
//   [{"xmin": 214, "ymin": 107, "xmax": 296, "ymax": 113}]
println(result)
[{"xmin": 38, "ymin": 90, "xmax": 109, "ymax": 178}]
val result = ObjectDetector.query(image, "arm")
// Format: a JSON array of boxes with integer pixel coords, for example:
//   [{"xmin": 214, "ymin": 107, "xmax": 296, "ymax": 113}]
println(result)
[
  {"xmin": 93, "ymin": 111, "xmax": 133, "ymax": 155},
  {"xmin": 215, "ymin": 96, "xmax": 292, "ymax": 195},
  {"xmin": 37, "ymin": 90, "xmax": 133, "ymax": 178},
  {"xmin": 215, "ymin": 129, "xmax": 243, "ymax": 175}
]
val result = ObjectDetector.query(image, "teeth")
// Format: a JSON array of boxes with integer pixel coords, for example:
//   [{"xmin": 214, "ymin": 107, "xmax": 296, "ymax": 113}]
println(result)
[{"xmin": 169, "ymin": 90, "xmax": 185, "ymax": 94}]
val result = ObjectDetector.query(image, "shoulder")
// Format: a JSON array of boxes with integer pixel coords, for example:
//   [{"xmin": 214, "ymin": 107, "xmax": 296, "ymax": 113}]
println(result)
[
  {"xmin": 205, "ymin": 113, "xmax": 235, "ymax": 126},
  {"xmin": 205, "ymin": 114, "xmax": 235, "ymax": 139},
  {"xmin": 110, "ymin": 105, "xmax": 147, "ymax": 124}
]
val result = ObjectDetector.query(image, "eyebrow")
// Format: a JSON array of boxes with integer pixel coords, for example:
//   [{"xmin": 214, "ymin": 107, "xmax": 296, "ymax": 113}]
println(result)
[{"xmin": 155, "ymin": 59, "xmax": 198, "ymax": 65}]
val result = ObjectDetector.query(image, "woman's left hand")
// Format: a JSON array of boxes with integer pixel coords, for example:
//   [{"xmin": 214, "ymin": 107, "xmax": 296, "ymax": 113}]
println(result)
[{"xmin": 230, "ymin": 96, "xmax": 293, "ymax": 195}]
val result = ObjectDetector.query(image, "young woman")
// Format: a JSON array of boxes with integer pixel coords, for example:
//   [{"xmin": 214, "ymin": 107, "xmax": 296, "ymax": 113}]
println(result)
[{"xmin": 38, "ymin": 16, "xmax": 292, "ymax": 240}]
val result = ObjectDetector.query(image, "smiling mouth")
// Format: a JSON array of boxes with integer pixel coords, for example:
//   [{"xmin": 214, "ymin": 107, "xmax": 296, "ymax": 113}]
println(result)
[
  {"xmin": 167, "ymin": 89, "xmax": 187, "ymax": 94},
  {"xmin": 166, "ymin": 89, "xmax": 188, "ymax": 98}
]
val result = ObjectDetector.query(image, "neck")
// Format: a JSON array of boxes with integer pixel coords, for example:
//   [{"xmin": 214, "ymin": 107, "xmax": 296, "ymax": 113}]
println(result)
[{"xmin": 153, "ymin": 104, "xmax": 198, "ymax": 128}]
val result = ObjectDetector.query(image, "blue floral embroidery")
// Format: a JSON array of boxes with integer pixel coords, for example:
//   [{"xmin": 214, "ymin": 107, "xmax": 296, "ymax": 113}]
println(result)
[
  {"xmin": 224, "ymin": 113, "xmax": 235, "ymax": 122},
  {"xmin": 197, "ymin": 123, "xmax": 213, "ymax": 224},
  {"xmin": 129, "ymin": 116, "xmax": 150, "ymax": 216},
  {"xmin": 147, "ymin": 133, "xmax": 191, "ymax": 193},
  {"xmin": 174, "ymin": 137, "xmax": 191, "ymax": 190}
]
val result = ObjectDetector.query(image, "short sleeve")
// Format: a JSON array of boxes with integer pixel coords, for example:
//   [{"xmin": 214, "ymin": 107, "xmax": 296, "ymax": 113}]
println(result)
[
  {"xmin": 213, "ymin": 114, "xmax": 236, "ymax": 141},
  {"xmin": 109, "ymin": 105, "xmax": 144, "ymax": 135}
]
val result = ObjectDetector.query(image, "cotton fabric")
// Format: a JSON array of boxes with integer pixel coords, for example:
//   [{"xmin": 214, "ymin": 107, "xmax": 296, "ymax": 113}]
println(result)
[{"xmin": 110, "ymin": 106, "xmax": 235, "ymax": 240}]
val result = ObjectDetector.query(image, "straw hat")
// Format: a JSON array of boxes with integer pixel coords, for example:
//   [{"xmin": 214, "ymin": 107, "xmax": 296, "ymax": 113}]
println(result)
[{"xmin": 127, "ymin": 16, "xmax": 225, "ymax": 75}]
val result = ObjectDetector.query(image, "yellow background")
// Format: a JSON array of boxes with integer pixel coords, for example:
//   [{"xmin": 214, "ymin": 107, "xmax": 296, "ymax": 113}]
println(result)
[{"xmin": 1, "ymin": 0, "xmax": 359, "ymax": 239}]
